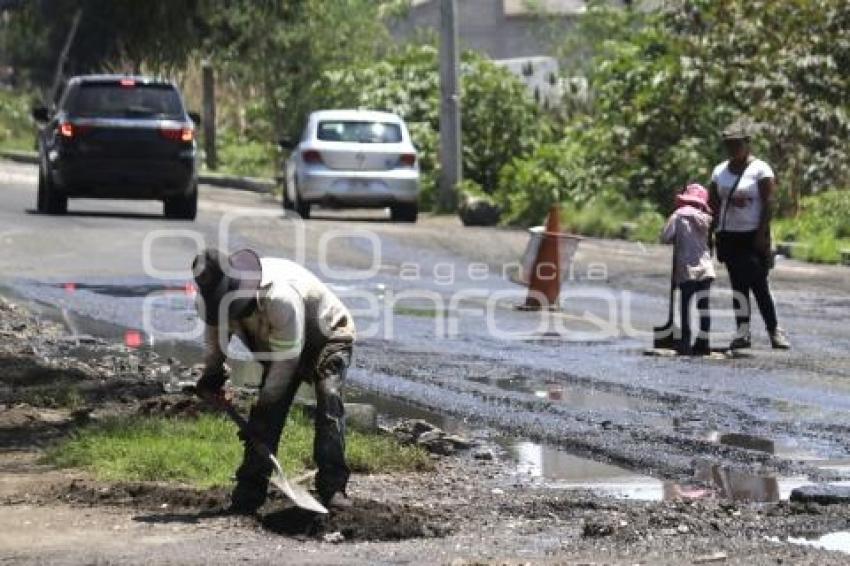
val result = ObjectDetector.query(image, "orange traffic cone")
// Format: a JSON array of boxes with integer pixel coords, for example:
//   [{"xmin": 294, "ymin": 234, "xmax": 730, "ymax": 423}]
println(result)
[{"xmin": 520, "ymin": 204, "xmax": 563, "ymax": 310}]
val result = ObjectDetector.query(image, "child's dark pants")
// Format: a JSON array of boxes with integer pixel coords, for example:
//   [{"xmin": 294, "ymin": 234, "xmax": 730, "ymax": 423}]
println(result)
[{"xmin": 679, "ymin": 279, "xmax": 712, "ymax": 354}]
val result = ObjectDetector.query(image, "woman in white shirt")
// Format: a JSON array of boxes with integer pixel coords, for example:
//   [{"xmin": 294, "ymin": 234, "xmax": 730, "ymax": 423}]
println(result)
[{"xmin": 709, "ymin": 121, "xmax": 790, "ymax": 350}]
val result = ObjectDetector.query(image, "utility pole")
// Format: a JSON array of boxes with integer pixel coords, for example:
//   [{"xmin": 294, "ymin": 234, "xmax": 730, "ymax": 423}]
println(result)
[
  {"xmin": 201, "ymin": 60, "xmax": 218, "ymax": 171},
  {"xmin": 438, "ymin": 0, "xmax": 461, "ymax": 212}
]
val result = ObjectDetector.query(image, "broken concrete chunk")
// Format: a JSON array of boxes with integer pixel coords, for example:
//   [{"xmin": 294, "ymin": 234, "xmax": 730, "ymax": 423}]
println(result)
[
  {"xmin": 322, "ymin": 531, "xmax": 345, "ymax": 544},
  {"xmin": 790, "ymin": 484, "xmax": 850, "ymax": 505},
  {"xmin": 472, "ymin": 448, "xmax": 494, "ymax": 461},
  {"xmin": 718, "ymin": 433, "xmax": 775, "ymax": 455},
  {"xmin": 443, "ymin": 434, "xmax": 473, "ymax": 450}
]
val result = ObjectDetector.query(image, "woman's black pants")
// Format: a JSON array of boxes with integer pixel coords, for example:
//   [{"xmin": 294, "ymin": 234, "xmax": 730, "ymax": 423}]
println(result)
[{"xmin": 721, "ymin": 231, "xmax": 779, "ymax": 332}]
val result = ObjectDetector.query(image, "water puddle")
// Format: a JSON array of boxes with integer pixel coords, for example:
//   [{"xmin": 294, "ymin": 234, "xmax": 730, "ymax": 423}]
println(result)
[
  {"xmin": 508, "ymin": 441, "xmax": 664, "ymax": 500},
  {"xmin": 785, "ymin": 531, "xmax": 850, "ymax": 555},
  {"xmin": 54, "ymin": 282, "xmax": 195, "ymax": 299},
  {"xmin": 468, "ymin": 375, "xmax": 656, "ymax": 414},
  {"xmin": 22, "ymin": 297, "xmax": 203, "ymax": 371},
  {"xmin": 345, "ymin": 388, "xmax": 474, "ymax": 436},
  {"xmin": 503, "ymin": 440, "xmax": 830, "ymax": 503}
]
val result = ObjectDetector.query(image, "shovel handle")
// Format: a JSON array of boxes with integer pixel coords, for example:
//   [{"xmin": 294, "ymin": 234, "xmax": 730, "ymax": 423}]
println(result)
[{"xmin": 185, "ymin": 386, "xmax": 274, "ymax": 461}]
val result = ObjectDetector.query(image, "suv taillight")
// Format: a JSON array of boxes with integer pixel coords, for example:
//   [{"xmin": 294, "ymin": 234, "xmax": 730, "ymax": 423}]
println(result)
[
  {"xmin": 399, "ymin": 153, "xmax": 417, "ymax": 167},
  {"xmin": 302, "ymin": 149, "xmax": 323, "ymax": 164},
  {"xmin": 58, "ymin": 122, "xmax": 91, "ymax": 138},
  {"xmin": 160, "ymin": 127, "xmax": 194, "ymax": 142}
]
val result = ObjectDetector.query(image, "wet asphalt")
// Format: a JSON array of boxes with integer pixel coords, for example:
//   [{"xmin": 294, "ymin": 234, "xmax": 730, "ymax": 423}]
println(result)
[{"xmin": 2, "ymin": 159, "xmax": 850, "ymax": 485}]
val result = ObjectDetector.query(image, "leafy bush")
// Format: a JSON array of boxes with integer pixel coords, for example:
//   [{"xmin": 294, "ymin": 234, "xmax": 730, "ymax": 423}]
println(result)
[
  {"xmin": 773, "ymin": 190, "xmax": 850, "ymax": 263},
  {"xmin": 559, "ymin": 193, "xmax": 664, "ymax": 243},
  {"xmin": 494, "ymin": 136, "xmax": 598, "ymax": 226},
  {"xmin": 0, "ymin": 90, "xmax": 35, "ymax": 151},
  {"xmin": 216, "ymin": 130, "xmax": 277, "ymax": 177}
]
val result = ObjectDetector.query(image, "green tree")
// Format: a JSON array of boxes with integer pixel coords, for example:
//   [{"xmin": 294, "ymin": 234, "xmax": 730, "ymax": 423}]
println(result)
[
  {"xmin": 2, "ymin": 0, "xmax": 206, "ymax": 88},
  {"xmin": 576, "ymin": 0, "xmax": 850, "ymax": 213},
  {"xmin": 202, "ymin": 0, "xmax": 394, "ymax": 142}
]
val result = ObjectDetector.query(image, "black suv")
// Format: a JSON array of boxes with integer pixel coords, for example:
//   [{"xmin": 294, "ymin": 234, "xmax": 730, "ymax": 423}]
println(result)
[{"xmin": 33, "ymin": 75, "xmax": 199, "ymax": 219}]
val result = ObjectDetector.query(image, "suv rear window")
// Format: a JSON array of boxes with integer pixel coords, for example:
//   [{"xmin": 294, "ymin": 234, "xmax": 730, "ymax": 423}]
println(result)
[
  {"xmin": 68, "ymin": 83, "xmax": 184, "ymax": 119},
  {"xmin": 317, "ymin": 121, "xmax": 402, "ymax": 143}
]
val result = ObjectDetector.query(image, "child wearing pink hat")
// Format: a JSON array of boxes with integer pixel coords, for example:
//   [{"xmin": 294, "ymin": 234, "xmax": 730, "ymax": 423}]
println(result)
[{"xmin": 661, "ymin": 183, "xmax": 716, "ymax": 355}]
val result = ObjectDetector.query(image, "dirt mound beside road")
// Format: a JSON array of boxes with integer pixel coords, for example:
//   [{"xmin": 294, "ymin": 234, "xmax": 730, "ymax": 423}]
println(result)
[
  {"xmin": 263, "ymin": 500, "xmax": 450, "ymax": 542},
  {"xmin": 37, "ymin": 478, "xmax": 231, "ymax": 512}
]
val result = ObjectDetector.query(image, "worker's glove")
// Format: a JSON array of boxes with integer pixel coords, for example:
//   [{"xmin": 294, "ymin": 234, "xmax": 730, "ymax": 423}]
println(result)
[{"xmin": 196, "ymin": 368, "xmax": 228, "ymax": 397}]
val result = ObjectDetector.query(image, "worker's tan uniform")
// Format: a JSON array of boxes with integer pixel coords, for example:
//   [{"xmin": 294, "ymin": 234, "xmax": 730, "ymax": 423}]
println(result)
[{"xmin": 201, "ymin": 258, "xmax": 355, "ymax": 508}]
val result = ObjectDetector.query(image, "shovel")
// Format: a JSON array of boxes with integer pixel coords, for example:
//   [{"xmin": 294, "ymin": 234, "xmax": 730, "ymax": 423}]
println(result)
[
  {"xmin": 187, "ymin": 386, "xmax": 328, "ymax": 514},
  {"xmin": 653, "ymin": 250, "xmax": 680, "ymax": 350}
]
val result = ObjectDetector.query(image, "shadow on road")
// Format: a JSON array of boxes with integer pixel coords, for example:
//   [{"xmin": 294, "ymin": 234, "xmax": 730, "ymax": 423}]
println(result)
[{"xmin": 24, "ymin": 208, "xmax": 177, "ymax": 221}]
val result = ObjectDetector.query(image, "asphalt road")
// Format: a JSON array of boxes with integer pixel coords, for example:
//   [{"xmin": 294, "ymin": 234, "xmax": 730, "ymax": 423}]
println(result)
[{"xmin": 3, "ymin": 158, "xmax": 850, "ymax": 481}]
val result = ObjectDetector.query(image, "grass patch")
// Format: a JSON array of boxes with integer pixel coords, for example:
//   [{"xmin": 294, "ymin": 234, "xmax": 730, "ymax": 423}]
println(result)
[
  {"xmin": 0, "ymin": 89, "xmax": 36, "ymax": 151},
  {"xmin": 45, "ymin": 408, "xmax": 431, "ymax": 488},
  {"xmin": 773, "ymin": 191, "xmax": 850, "ymax": 264}
]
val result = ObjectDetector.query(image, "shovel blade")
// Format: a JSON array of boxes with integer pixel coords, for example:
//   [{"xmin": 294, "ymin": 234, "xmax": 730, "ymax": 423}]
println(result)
[{"xmin": 268, "ymin": 455, "xmax": 328, "ymax": 514}]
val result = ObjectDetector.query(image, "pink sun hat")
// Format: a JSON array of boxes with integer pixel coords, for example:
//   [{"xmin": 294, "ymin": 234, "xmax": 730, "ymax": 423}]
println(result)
[{"xmin": 676, "ymin": 183, "xmax": 711, "ymax": 212}]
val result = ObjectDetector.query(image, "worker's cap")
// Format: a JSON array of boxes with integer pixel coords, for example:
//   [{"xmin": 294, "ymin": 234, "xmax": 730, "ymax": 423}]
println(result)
[
  {"xmin": 721, "ymin": 119, "xmax": 753, "ymax": 141},
  {"xmin": 191, "ymin": 248, "xmax": 262, "ymax": 325}
]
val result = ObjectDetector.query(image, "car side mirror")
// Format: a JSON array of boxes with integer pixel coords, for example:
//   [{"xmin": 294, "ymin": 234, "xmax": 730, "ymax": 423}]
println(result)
[
  {"xmin": 31, "ymin": 105, "xmax": 50, "ymax": 123},
  {"xmin": 278, "ymin": 138, "xmax": 295, "ymax": 151},
  {"xmin": 188, "ymin": 111, "xmax": 201, "ymax": 125}
]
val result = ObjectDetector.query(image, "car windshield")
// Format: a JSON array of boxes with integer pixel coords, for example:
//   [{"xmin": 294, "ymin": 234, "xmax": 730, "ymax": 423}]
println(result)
[
  {"xmin": 317, "ymin": 120, "xmax": 403, "ymax": 143},
  {"xmin": 68, "ymin": 83, "xmax": 184, "ymax": 119}
]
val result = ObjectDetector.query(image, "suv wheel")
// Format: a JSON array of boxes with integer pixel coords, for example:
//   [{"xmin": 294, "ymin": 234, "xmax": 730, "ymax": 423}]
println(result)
[
  {"xmin": 391, "ymin": 203, "xmax": 418, "ymax": 223},
  {"xmin": 164, "ymin": 184, "xmax": 198, "ymax": 220},
  {"xmin": 36, "ymin": 171, "xmax": 47, "ymax": 213},
  {"xmin": 39, "ymin": 170, "xmax": 67, "ymax": 214}
]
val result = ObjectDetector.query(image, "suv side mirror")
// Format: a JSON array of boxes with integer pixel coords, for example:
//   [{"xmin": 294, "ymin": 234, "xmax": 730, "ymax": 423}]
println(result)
[
  {"xmin": 278, "ymin": 138, "xmax": 295, "ymax": 151},
  {"xmin": 188, "ymin": 111, "xmax": 201, "ymax": 125},
  {"xmin": 32, "ymin": 105, "xmax": 50, "ymax": 123}
]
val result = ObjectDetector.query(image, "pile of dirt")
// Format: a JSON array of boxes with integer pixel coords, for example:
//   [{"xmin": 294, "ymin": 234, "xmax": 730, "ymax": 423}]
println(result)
[
  {"xmin": 262, "ymin": 499, "xmax": 451, "ymax": 542},
  {"xmin": 36, "ymin": 478, "xmax": 450, "ymax": 543},
  {"xmin": 47, "ymin": 479, "xmax": 230, "ymax": 512}
]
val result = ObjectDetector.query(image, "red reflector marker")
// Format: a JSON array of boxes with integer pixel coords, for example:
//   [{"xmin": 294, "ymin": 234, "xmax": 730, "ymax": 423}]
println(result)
[
  {"xmin": 124, "ymin": 330, "xmax": 143, "ymax": 349},
  {"xmin": 119, "ymin": 79, "xmax": 136, "ymax": 88},
  {"xmin": 400, "ymin": 153, "xmax": 417, "ymax": 167},
  {"xmin": 302, "ymin": 149, "xmax": 323, "ymax": 164}
]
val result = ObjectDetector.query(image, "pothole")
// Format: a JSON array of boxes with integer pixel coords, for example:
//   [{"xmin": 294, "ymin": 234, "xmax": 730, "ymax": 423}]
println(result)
[{"xmin": 262, "ymin": 500, "xmax": 449, "ymax": 542}]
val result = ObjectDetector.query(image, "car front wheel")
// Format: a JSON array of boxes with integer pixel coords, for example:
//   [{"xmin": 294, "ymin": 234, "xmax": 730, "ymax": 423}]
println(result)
[{"xmin": 164, "ymin": 184, "xmax": 198, "ymax": 220}]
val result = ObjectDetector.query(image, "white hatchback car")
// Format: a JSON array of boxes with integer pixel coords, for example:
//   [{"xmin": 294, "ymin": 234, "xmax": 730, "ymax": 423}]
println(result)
[{"xmin": 281, "ymin": 110, "xmax": 421, "ymax": 221}]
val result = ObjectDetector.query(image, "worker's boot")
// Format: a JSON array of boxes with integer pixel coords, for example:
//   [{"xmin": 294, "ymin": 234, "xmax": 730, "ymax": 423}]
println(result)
[
  {"xmin": 227, "ymin": 475, "xmax": 268, "ymax": 516},
  {"xmin": 769, "ymin": 327, "xmax": 791, "ymax": 350},
  {"xmin": 729, "ymin": 324, "xmax": 751, "ymax": 350},
  {"xmin": 321, "ymin": 492, "xmax": 353, "ymax": 510}
]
